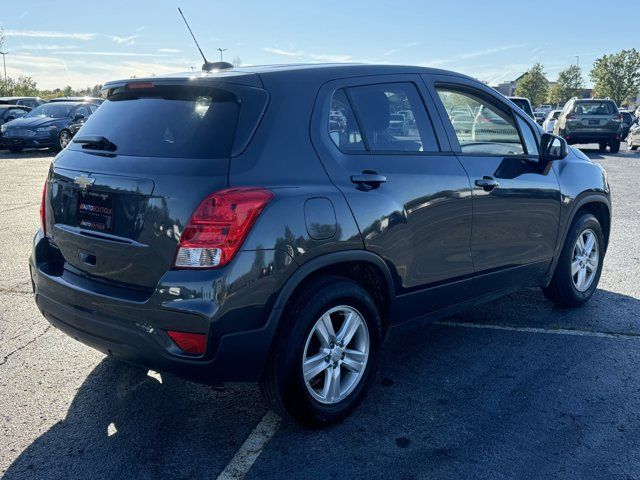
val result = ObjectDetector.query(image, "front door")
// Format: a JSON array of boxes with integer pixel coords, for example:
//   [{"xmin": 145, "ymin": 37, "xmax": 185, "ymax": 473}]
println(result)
[
  {"xmin": 426, "ymin": 76, "xmax": 562, "ymax": 294},
  {"xmin": 311, "ymin": 75, "xmax": 474, "ymax": 320}
]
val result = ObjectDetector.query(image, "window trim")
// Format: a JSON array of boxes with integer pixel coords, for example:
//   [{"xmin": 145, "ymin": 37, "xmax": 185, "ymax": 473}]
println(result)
[
  {"xmin": 433, "ymin": 82, "xmax": 538, "ymax": 159},
  {"xmin": 327, "ymin": 80, "xmax": 442, "ymax": 156}
]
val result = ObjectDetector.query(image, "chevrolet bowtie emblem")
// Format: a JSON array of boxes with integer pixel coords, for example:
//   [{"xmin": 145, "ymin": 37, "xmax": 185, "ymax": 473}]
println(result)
[{"xmin": 74, "ymin": 175, "xmax": 95, "ymax": 189}]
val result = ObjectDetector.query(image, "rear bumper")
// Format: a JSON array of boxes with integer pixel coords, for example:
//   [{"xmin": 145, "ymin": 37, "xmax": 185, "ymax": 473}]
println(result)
[
  {"xmin": 563, "ymin": 130, "xmax": 620, "ymax": 143},
  {"xmin": 30, "ymin": 231, "xmax": 297, "ymax": 383}
]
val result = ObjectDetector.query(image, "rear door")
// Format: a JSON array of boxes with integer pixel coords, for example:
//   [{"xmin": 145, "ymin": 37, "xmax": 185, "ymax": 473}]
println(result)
[
  {"xmin": 311, "ymin": 75, "xmax": 474, "ymax": 318},
  {"xmin": 424, "ymin": 74, "xmax": 561, "ymax": 294},
  {"xmin": 46, "ymin": 80, "xmax": 267, "ymax": 290}
]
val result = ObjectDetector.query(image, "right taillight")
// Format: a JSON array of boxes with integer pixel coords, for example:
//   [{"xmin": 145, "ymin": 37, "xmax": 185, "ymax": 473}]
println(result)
[
  {"xmin": 174, "ymin": 187, "xmax": 274, "ymax": 269},
  {"xmin": 39, "ymin": 180, "xmax": 47, "ymax": 236}
]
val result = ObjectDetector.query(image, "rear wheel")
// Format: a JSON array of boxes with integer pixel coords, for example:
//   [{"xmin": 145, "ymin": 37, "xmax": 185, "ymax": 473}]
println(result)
[
  {"xmin": 609, "ymin": 140, "xmax": 620, "ymax": 153},
  {"xmin": 631, "ymin": 145, "xmax": 639, "ymax": 151},
  {"xmin": 260, "ymin": 276, "xmax": 383, "ymax": 426},
  {"xmin": 543, "ymin": 213, "xmax": 605, "ymax": 307},
  {"xmin": 598, "ymin": 142, "xmax": 607, "ymax": 152}
]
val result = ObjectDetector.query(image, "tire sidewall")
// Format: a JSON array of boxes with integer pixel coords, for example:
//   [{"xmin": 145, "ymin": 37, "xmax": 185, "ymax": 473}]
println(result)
[{"xmin": 274, "ymin": 279, "xmax": 382, "ymax": 426}]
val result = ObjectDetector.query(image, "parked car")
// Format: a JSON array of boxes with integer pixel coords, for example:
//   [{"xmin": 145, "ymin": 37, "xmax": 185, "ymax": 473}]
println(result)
[
  {"xmin": 543, "ymin": 109, "xmax": 562, "ymax": 133},
  {"xmin": 388, "ymin": 113, "xmax": 409, "ymax": 135},
  {"xmin": 30, "ymin": 65, "xmax": 610, "ymax": 426},
  {"xmin": 533, "ymin": 111, "xmax": 546, "ymax": 125},
  {"xmin": 0, "ymin": 96, "xmax": 45, "ymax": 108},
  {"xmin": 49, "ymin": 96, "xmax": 104, "ymax": 105},
  {"xmin": 554, "ymin": 98, "xmax": 622, "ymax": 152},
  {"xmin": 1, "ymin": 101, "xmax": 98, "ymax": 152},
  {"xmin": 619, "ymin": 110, "xmax": 634, "ymax": 140},
  {"xmin": 627, "ymin": 118, "xmax": 640, "ymax": 150},
  {"xmin": 537, "ymin": 104, "xmax": 553, "ymax": 115},
  {"xmin": 508, "ymin": 96, "xmax": 535, "ymax": 119},
  {"xmin": 0, "ymin": 105, "xmax": 31, "ymax": 149}
]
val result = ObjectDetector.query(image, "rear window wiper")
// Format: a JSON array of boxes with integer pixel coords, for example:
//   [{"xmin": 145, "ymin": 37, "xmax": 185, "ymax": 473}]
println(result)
[{"xmin": 73, "ymin": 135, "xmax": 117, "ymax": 151}]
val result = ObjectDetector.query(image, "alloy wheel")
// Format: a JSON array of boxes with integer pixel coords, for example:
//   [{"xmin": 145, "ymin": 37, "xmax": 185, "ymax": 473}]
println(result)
[
  {"xmin": 571, "ymin": 228, "xmax": 599, "ymax": 292},
  {"xmin": 59, "ymin": 131, "xmax": 71, "ymax": 149},
  {"xmin": 302, "ymin": 305, "xmax": 369, "ymax": 404}
]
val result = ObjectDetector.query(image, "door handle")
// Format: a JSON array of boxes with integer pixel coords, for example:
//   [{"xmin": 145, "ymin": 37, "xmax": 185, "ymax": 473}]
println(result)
[
  {"xmin": 351, "ymin": 171, "xmax": 387, "ymax": 190},
  {"xmin": 474, "ymin": 176, "xmax": 499, "ymax": 192}
]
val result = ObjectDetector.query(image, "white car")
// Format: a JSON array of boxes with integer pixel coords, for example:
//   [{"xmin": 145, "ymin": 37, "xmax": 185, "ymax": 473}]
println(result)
[{"xmin": 543, "ymin": 109, "xmax": 562, "ymax": 133}]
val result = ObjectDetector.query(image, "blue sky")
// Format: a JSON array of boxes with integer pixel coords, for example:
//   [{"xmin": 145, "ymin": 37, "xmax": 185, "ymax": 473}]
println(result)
[{"xmin": 0, "ymin": 0, "xmax": 637, "ymax": 90}]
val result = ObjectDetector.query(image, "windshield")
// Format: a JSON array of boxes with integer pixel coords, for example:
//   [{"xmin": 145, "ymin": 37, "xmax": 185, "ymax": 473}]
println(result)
[
  {"xmin": 75, "ymin": 84, "xmax": 240, "ymax": 158},
  {"xmin": 26, "ymin": 104, "xmax": 73, "ymax": 118}
]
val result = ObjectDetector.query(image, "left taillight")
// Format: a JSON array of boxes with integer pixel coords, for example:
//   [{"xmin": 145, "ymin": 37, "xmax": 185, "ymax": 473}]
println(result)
[
  {"xmin": 174, "ymin": 187, "xmax": 274, "ymax": 269},
  {"xmin": 39, "ymin": 181, "xmax": 47, "ymax": 236}
]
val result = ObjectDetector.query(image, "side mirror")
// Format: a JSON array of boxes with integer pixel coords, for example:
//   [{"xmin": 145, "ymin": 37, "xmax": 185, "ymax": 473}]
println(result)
[
  {"xmin": 73, "ymin": 114, "xmax": 85, "ymax": 121},
  {"xmin": 540, "ymin": 133, "xmax": 568, "ymax": 162}
]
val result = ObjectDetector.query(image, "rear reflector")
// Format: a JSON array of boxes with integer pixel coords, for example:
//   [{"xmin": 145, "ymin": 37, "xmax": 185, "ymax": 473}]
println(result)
[
  {"xmin": 174, "ymin": 187, "xmax": 274, "ymax": 269},
  {"xmin": 167, "ymin": 331, "xmax": 206, "ymax": 355}
]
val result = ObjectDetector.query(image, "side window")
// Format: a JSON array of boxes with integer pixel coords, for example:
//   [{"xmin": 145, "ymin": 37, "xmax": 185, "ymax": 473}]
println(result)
[
  {"xmin": 7, "ymin": 108, "xmax": 26, "ymax": 118},
  {"xmin": 515, "ymin": 115, "xmax": 539, "ymax": 156},
  {"xmin": 328, "ymin": 89, "xmax": 365, "ymax": 152},
  {"xmin": 347, "ymin": 82, "xmax": 438, "ymax": 153},
  {"xmin": 76, "ymin": 105, "xmax": 90, "ymax": 117},
  {"xmin": 88, "ymin": 104, "xmax": 98, "ymax": 114},
  {"xmin": 436, "ymin": 88, "xmax": 525, "ymax": 156}
]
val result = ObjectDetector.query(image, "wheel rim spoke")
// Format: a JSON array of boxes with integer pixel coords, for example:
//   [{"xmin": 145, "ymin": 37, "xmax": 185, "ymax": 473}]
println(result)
[
  {"xmin": 314, "ymin": 314, "xmax": 335, "ymax": 348},
  {"xmin": 337, "ymin": 311, "xmax": 361, "ymax": 346},
  {"xmin": 584, "ymin": 233, "xmax": 595, "ymax": 256},
  {"xmin": 571, "ymin": 260, "xmax": 581, "ymax": 276},
  {"xmin": 303, "ymin": 352, "xmax": 329, "ymax": 382},
  {"xmin": 342, "ymin": 349, "xmax": 366, "ymax": 373},
  {"xmin": 576, "ymin": 268, "xmax": 586, "ymax": 289}
]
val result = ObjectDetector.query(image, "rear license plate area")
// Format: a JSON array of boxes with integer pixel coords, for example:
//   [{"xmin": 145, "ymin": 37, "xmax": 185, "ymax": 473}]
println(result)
[
  {"xmin": 78, "ymin": 191, "xmax": 114, "ymax": 232},
  {"xmin": 588, "ymin": 119, "xmax": 599, "ymax": 125}
]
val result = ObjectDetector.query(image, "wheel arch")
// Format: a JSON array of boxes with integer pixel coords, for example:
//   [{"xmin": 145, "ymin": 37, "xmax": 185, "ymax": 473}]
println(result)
[{"xmin": 544, "ymin": 192, "xmax": 611, "ymax": 285}]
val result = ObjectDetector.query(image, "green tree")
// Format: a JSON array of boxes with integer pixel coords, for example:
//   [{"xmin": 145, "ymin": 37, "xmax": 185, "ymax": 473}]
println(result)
[
  {"xmin": 514, "ymin": 63, "xmax": 549, "ymax": 108},
  {"xmin": 11, "ymin": 75, "xmax": 38, "ymax": 96},
  {"xmin": 548, "ymin": 65, "xmax": 584, "ymax": 106},
  {"xmin": 590, "ymin": 49, "xmax": 640, "ymax": 106}
]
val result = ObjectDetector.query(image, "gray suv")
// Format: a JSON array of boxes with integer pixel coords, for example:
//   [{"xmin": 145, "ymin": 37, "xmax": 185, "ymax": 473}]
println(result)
[
  {"xmin": 554, "ymin": 98, "xmax": 622, "ymax": 152},
  {"xmin": 30, "ymin": 64, "xmax": 611, "ymax": 426}
]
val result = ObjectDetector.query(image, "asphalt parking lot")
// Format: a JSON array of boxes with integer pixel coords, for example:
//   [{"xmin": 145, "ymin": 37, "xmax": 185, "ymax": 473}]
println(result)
[{"xmin": 1, "ymin": 145, "xmax": 639, "ymax": 480}]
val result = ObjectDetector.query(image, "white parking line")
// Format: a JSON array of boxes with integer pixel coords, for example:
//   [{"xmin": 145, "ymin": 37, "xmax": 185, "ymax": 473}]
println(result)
[
  {"xmin": 216, "ymin": 410, "xmax": 281, "ymax": 480},
  {"xmin": 434, "ymin": 321, "xmax": 640, "ymax": 339}
]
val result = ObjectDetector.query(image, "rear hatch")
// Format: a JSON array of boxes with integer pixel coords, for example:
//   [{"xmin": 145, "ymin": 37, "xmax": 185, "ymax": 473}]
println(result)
[
  {"xmin": 567, "ymin": 100, "xmax": 620, "ymax": 134},
  {"xmin": 45, "ymin": 78, "xmax": 268, "ymax": 291}
]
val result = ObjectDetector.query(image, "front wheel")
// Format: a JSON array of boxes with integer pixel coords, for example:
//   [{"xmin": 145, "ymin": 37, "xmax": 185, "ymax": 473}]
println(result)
[
  {"xmin": 58, "ymin": 130, "xmax": 72, "ymax": 150},
  {"xmin": 543, "ymin": 213, "xmax": 605, "ymax": 307},
  {"xmin": 260, "ymin": 276, "xmax": 383, "ymax": 427}
]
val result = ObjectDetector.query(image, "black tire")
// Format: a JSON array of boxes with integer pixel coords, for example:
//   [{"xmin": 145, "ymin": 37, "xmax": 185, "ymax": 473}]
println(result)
[
  {"xmin": 598, "ymin": 142, "xmax": 607, "ymax": 152},
  {"xmin": 631, "ymin": 145, "xmax": 638, "ymax": 151},
  {"xmin": 260, "ymin": 275, "xmax": 383, "ymax": 427},
  {"xmin": 8, "ymin": 147, "xmax": 23, "ymax": 153},
  {"xmin": 542, "ymin": 213, "xmax": 605, "ymax": 307},
  {"xmin": 609, "ymin": 140, "xmax": 620, "ymax": 153}
]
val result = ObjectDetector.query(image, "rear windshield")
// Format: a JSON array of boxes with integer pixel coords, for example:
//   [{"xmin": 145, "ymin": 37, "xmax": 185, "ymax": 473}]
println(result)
[
  {"xmin": 74, "ymin": 85, "xmax": 240, "ymax": 158},
  {"xmin": 572, "ymin": 101, "xmax": 617, "ymax": 115}
]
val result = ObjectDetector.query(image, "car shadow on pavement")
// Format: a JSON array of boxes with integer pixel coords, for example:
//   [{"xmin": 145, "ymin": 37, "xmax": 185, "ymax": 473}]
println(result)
[
  {"xmin": 0, "ymin": 149, "xmax": 53, "ymax": 160},
  {"xmin": 4, "ymin": 288, "xmax": 640, "ymax": 480},
  {"xmin": 2, "ymin": 360, "xmax": 268, "ymax": 479}
]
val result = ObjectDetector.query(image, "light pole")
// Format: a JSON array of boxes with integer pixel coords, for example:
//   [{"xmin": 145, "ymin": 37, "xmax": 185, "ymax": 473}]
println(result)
[
  {"xmin": 0, "ymin": 51, "xmax": 7, "ymax": 95},
  {"xmin": 217, "ymin": 48, "xmax": 227, "ymax": 62}
]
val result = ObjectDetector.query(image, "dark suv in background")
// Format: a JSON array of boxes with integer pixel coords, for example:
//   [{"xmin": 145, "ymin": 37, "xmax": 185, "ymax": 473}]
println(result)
[
  {"xmin": 31, "ymin": 64, "xmax": 611, "ymax": 426},
  {"xmin": 554, "ymin": 98, "xmax": 622, "ymax": 152}
]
